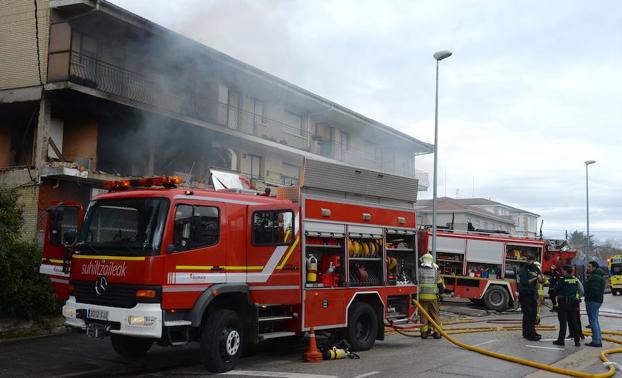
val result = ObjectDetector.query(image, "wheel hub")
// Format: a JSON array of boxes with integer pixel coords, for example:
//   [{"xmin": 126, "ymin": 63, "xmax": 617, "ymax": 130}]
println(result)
[{"xmin": 224, "ymin": 329, "xmax": 240, "ymax": 356}]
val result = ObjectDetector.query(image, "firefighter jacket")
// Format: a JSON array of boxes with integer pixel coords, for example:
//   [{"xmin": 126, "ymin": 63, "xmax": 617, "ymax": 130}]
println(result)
[
  {"xmin": 419, "ymin": 265, "xmax": 439, "ymax": 301},
  {"xmin": 554, "ymin": 275, "xmax": 579, "ymax": 300}
]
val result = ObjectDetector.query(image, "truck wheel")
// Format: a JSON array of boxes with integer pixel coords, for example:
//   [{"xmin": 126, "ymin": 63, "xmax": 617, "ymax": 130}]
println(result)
[
  {"xmin": 483, "ymin": 286, "xmax": 509, "ymax": 312},
  {"xmin": 110, "ymin": 334, "xmax": 153, "ymax": 357},
  {"xmin": 345, "ymin": 302, "xmax": 378, "ymax": 351},
  {"xmin": 201, "ymin": 310, "xmax": 243, "ymax": 373}
]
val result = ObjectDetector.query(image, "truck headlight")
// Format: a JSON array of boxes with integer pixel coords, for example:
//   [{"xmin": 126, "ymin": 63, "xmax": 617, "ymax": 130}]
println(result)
[
  {"xmin": 62, "ymin": 307, "xmax": 76, "ymax": 319},
  {"xmin": 128, "ymin": 316, "xmax": 157, "ymax": 326}
]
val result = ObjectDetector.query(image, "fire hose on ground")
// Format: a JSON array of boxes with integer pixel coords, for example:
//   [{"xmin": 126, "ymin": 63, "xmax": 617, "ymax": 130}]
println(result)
[{"xmin": 393, "ymin": 299, "xmax": 622, "ymax": 378}]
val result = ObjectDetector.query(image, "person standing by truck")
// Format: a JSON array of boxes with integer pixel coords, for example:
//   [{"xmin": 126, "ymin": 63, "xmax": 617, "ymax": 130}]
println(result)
[
  {"xmin": 419, "ymin": 253, "xmax": 442, "ymax": 339},
  {"xmin": 548, "ymin": 264, "xmax": 561, "ymax": 312},
  {"xmin": 584, "ymin": 261, "xmax": 605, "ymax": 347},
  {"xmin": 553, "ymin": 265, "xmax": 581, "ymax": 347},
  {"xmin": 518, "ymin": 255, "xmax": 541, "ymax": 341}
]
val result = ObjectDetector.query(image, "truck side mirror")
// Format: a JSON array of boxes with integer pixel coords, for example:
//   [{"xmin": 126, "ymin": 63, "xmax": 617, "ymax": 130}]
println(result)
[{"xmin": 166, "ymin": 244, "xmax": 175, "ymax": 254}]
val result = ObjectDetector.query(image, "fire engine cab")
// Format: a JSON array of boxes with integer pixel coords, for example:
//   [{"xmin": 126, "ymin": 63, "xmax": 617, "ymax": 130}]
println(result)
[
  {"xmin": 48, "ymin": 160, "xmax": 420, "ymax": 372},
  {"xmin": 417, "ymin": 229, "xmax": 576, "ymax": 311}
]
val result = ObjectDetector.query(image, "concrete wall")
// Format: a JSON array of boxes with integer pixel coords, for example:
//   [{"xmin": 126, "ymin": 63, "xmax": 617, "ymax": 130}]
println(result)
[
  {"xmin": 0, "ymin": 0, "xmax": 50, "ymax": 90},
  {"xmin": 0, "ymin": 169, "xmax": 40, "ymax": 240}
]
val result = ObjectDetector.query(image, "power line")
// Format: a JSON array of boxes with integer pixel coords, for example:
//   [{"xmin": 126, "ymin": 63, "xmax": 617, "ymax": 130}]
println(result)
[{"xmin": 33, "ymin": 0, "xmax": 43, "ymax": 85}]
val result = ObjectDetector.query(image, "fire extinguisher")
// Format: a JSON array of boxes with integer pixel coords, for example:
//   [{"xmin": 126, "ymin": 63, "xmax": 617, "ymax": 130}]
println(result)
[{"xmin": 306, "ymin": 255, "xmax": 318, "ymax": 282}]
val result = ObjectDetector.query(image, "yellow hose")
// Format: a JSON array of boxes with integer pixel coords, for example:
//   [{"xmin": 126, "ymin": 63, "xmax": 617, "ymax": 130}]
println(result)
[{"xmin": 413, "ymin": 299, "xmax": 621, "ymax": 378}]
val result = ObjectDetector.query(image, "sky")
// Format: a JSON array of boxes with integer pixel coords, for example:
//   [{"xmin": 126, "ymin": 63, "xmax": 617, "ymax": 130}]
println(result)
[{"xmin": 109, "ymin": 0, "xmax": 622, "ymax": 243}]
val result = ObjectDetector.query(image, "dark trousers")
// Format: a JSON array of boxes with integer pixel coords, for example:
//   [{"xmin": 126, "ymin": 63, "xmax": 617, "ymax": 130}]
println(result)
[
  {"xmin": 549, "ymin": 289, "xmax": 558, "ymax": 308},
  {"xmin": 557, "ymin": 298, "xmax": 580, "ymax": 344},
  {"xmin": 519, "ymin": 293, "xmax": 537, "ymax": 338}
]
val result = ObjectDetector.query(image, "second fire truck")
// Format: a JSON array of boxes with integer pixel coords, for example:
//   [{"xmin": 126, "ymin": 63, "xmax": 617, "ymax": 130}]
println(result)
[{"xmin": 417, "ymin": 229, "xmax": 576, "ymax": 311}]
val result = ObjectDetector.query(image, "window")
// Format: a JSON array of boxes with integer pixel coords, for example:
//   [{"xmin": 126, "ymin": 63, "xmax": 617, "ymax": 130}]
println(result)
[
  {"xmin": 173, "ymin": 204, "xmax": 219, "ymax": 251},
  {"xmin": 252, "ymin": 210, "xmax": 294, "ymax": 245},
  {"xmin": 339, "ymin": 130, "xmax": 350, "ymax": 160},
  {"xmin": 249, "ymin": 154, "xmax": 262, "ymax": 182},
  {"xmin": 283, "ymin": 110, "xmax": 303, "ymax": 136},
  {"xmin": 227, "ymin": 90, "xmax": 240, "ymax": 129},
  {"xmin": 281, "ymin": 162, "xmax": 300, "ymax": 185},
  {"xmin": 71, "ymin": 31, "xmax": 97, "ymax": 61},
  {"xmin": 253, "ymin": 99, "xmax": 266, "ymax": 126},
  {"xmin": 78, "ymin": 198, "xmax": 169, "ymax": 256},
  {"xmin": 49, "ymin": 206, "xmax": 79, "ymax": 246}
]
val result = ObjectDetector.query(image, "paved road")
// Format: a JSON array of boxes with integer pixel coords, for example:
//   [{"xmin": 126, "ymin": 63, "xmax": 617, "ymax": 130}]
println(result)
[{"xmin": 1, "ymin": 295, "xmax": 621, "ymax": 378}]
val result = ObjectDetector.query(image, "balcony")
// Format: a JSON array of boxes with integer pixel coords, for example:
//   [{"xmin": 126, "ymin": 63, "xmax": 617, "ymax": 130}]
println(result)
[{"xmin": 47, "ymin": 50, "xmax": 421, "ymax": 182}]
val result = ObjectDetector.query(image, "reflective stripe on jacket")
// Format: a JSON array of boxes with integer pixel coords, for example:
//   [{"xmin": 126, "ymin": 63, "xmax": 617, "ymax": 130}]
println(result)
[{"xmin": 420, "ymin": 266, "xmax": 439, "ymax": 300}]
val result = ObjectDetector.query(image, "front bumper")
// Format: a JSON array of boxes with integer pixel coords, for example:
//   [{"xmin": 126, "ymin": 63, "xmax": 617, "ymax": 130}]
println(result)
[{"xmin": 63, "ymin": 296, "xmax": 163, "ymax": 338}]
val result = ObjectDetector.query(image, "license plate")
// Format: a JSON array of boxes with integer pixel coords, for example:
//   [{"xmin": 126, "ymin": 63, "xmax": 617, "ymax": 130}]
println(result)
[{"xmin": 87, "ymin": 309, "xmax": 109, "ymax": 321}]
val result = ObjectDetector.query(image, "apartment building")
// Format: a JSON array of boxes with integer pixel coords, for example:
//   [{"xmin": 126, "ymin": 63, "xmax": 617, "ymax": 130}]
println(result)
[
  {"xmin": 0, "ymin": 0, "xmax": 433, "ymax": 240},
  {"xmin": 416, "ymin": 197, "xmax": 540, "ymax": 237}
]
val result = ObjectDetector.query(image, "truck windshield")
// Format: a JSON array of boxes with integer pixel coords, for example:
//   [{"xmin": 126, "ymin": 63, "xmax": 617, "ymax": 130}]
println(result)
[{"xmin": 76, "ymin": 198, "xmax": 169, "ymax": 256}]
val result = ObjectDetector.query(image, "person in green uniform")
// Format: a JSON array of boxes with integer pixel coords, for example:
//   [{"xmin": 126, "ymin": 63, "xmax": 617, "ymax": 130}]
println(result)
[{"xmin": 553, "ymin": 265, "xmax": 581, "ymax": 347}]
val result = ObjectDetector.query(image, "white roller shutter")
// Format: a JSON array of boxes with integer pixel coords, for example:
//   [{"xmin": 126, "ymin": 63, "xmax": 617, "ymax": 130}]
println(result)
[
  {"xmin": 304, "ymin": 221, "xmax": 345, "ymax": 237},
  {"xmin": 348, "ymin": 225, "xmax": 383, "ymax": 237},
  {"xmin": 466, "ymin": 240, "xmax": 504, "ymax": 264},
  {"xmin": 433, "ymin": 237, "xmax": 466, "ymax": 254}
]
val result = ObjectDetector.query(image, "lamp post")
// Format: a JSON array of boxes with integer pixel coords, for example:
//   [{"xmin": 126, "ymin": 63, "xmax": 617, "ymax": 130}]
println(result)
[
  {"xmin": 431, "ymin": 50, "xmax": 452, "ymax": 259},
  {"xmin": 584, "ymin": 159, "xmax": 596, "ymax": 280}
]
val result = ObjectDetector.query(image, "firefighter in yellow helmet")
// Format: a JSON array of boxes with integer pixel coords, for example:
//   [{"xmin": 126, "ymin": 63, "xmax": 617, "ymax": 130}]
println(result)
[
  {"xmin": 419, "ymin": 253, "xmax": 442, "ymax": 339},
  {"xmin": 534, "ymin": 261, "xmax": 546, "ymax": 325}
]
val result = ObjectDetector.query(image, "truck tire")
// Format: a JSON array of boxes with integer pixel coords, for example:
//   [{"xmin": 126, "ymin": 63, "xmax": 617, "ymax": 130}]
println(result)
[
  {"xmin": 345, "ymin": 302, "xmax": 378, "ymax": 351},
  {"xmin": 201, "ymin": 309, "xmax": 243, "ymax": 373},
  {"xmin": 483, "ymin": 286, "xmax": 509, "ymax": 312},
  {"xmin": 110, "ymin": 334, "xmax": 153, "ymax": 357}
]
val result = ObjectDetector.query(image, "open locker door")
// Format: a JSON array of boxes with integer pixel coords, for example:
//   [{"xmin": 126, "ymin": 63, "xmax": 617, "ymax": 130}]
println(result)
[{"xmin": 40, "ymin": 201, "xmax": 83, "ymax": 300}]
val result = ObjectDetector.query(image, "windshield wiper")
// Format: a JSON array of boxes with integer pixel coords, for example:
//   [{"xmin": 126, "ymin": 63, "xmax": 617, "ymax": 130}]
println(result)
[{"xmin": 74, "ymin": 241, "xmax": 97, "ymax": 254}]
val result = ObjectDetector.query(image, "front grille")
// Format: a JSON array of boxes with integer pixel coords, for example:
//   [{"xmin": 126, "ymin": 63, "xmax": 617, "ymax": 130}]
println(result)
[{"xmin": 73, "ymin": 281, "xmax": 160, "ymax": 308}]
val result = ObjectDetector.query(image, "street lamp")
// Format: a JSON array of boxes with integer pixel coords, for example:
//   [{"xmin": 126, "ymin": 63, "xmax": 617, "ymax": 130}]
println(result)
[
  {"xmin": 584, "ymin": 159, "xmax": 596, "ymax": 280},
  {"xmin": 431, "ymin": 50, "xmax": 452, "ymax": 259}
]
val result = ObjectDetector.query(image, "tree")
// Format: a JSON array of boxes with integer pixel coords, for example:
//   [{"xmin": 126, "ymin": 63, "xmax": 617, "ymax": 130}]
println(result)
[
  {"xmin": 0, "ymin": 187, "xmax": 58, "ymax": 320},
  {"xmin": 567, "ymin": 230, "xmax": 596, "ymax": 252}
]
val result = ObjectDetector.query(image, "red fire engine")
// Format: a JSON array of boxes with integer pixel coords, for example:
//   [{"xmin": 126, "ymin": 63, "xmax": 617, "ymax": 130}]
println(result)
[
  {"xmin": 42, "ymin": 160, "xmax": 420, "ymax": 372},
  {"xmin": 417, "ymin": 229, "xmax": 576, "ymax": 311}
]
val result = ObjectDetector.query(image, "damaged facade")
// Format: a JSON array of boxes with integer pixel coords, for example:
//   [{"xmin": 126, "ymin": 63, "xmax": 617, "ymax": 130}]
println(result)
[{"xmin": 0, "ymin": 0, "xmax": 433, "ymax": 241}]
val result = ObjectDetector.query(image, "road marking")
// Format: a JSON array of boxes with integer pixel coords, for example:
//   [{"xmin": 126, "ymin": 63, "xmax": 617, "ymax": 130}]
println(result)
[
  {"xmin": 539, "ymin": 338, "xmax": 558, "ymax": 342},
  {"xmin": 352, "ymin": 372, "xmax": 381, "ymax": 378},
  {"xmin": 473, "ymin": 339, "xmax": 498, "ymax": 347},
  {"xmin": 221, "ymin": 371, "xmax": 338, "ymax": 378},
  {"xmin": 525, "ymin": 345, "xmax": 565, "ymax": 351}
]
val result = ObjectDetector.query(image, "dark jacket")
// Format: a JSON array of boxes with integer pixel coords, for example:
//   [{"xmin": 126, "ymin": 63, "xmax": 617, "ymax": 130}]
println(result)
[
  {"xmin": 554, "ymin": 275, "xmax": 579, "ymax": 300},
  {"xmin": 585, "ymin": 268, "xmax": 606, "ymax": 303},
  {"xmin": 518, "ymin": 264, "xmax": 537, "ymax": 297}
]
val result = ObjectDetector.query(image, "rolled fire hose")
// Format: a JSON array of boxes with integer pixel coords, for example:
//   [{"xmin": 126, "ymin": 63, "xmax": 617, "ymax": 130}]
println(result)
[{"xmin": 412, "ymin": 299, "xmax": 622, "ymax": 378}]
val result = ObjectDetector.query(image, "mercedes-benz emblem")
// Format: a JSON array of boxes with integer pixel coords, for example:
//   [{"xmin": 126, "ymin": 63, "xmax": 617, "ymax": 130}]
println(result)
[{"xmin": 95, "ymin": 276, "xmax": 108, "ymax": 295}]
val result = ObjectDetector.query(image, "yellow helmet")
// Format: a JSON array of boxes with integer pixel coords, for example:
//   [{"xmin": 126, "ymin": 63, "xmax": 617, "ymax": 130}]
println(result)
[{"xmin": 421, "ymin": 253, "xmax": 434, "ymax": 266}]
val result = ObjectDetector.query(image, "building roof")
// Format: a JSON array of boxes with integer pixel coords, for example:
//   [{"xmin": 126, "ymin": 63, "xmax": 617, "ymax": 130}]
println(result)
[
  {"xmin": 53, "ymin": 0, "xmax": 433, "ymax": 155},
  {"xmin": 453, "ymin": 198, "xmax": 540, "ymax": 217},
  {"xmin": 416, "ymin": 197, "xmax": 515, "ymax": 225}
]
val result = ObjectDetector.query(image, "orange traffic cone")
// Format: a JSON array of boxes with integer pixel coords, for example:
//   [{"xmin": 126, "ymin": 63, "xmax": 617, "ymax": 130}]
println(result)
[{"xmin": 303, "ymin": 327, "xmax": 323, "ymax": 362}]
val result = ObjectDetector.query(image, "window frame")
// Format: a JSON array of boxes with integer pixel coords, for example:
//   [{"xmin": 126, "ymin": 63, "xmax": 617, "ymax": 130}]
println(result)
[
  {"xmin": 251, "ymin": 209, "xmax": 295, "ymax": 247},
  {"xmin": 172, "ymin": 203, "xmax": 221, "ymax": 253}
]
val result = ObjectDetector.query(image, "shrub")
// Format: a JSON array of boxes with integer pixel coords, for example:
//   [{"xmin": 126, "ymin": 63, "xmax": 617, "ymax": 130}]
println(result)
[{"xmin": 0, "ymin": 187, "xmax": 59, "ymax": 320}]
